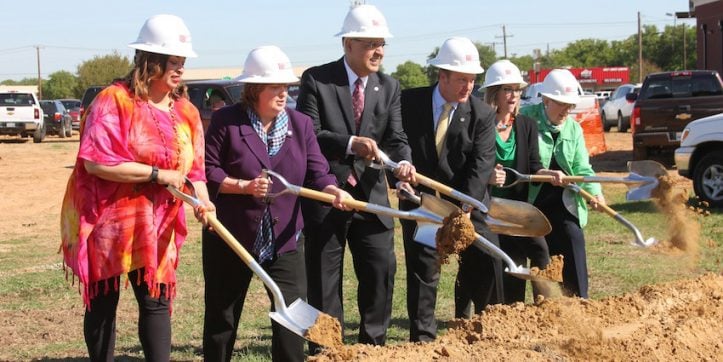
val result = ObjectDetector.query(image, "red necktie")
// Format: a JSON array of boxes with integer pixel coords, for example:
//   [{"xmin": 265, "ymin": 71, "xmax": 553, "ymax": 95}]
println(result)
[{"xmin": 353, "ymin": 77, "xmax": 364, "ymax": 134}]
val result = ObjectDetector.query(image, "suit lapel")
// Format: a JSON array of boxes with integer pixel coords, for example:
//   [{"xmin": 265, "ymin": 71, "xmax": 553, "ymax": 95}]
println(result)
[
  {"xmin": 238, "ymin": 110, "xmax": 272, "ymax": 169},
  {"xmin": 332, "ymin": 59, "xmax": 356, "ymax": 134},
  {"xmin": 359, "ymin": 73, "xmax": 380, "ymax": 136}
]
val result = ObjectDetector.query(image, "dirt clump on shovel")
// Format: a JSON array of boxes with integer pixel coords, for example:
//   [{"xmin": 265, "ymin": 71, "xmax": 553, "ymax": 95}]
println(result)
[
  {"xmin": 435, "ymin": 209, "xmax": 477, "ymax": 264},
  {"xmin": 651, "ymin": 175, "xmax": 700, "ymax": 262},
  {"xmin": 530, "ymin": 254, "xmax": 564, "ymax": 282},
  {"xmin": 305, "ymin": 313, "xmax": 344, "ymax": 349}
]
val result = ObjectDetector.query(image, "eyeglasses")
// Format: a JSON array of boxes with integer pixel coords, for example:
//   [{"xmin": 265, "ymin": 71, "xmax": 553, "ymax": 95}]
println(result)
[
  {"xmin": 501, "ymin": 87, "xmax": 523, "ymax": 95},
  {"xmin": 352, "ymin": 39, "xmax": 387, "ymax": 50}
]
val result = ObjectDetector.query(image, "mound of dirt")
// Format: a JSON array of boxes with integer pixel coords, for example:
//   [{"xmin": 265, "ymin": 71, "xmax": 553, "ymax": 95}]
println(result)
[{"xmin": 310, "ymin": 273, "xmax": 723, "ymax": 361}]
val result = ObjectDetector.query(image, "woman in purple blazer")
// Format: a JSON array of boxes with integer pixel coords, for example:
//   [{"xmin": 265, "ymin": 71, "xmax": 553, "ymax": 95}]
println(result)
[{"xmin": 202, "ymin": 46, "xmax": 350, "ymax": 362}]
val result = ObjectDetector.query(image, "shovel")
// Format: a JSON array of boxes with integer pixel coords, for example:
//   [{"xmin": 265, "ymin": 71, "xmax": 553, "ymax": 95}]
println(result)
[
  {"xmin": 165, "ymin": 180, "xmax": 334, "ymax": 346},
  {"xmin": 566, "ymin": 184, "xmax": 657, "ymax": 247},
  {"xmin": 371, "ymin": 150, "xmax": 551, "ymax": 235},
  {"xmin": 499, "ymin": 160, "xmax": 667, "ymax": 201},
  {"xmin": 263, "ymin": 170, "xmax": 557, "ymax": 282}
]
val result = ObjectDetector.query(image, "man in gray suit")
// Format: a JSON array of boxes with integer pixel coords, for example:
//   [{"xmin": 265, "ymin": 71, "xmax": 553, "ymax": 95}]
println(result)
[
  {"xmin": 397, "ymin": 37, "xmax": 501, "ymax": 341},
  {"xmin": 296, "ymin": 4, "xmax": 415, "ymax": 350}
]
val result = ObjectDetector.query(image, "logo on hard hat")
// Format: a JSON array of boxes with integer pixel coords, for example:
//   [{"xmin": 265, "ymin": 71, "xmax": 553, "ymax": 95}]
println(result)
[
  {"xmin": 564, "ymin": 86, "xmax": 573, "ymax": 93},
  {"xmin": 372, "ymin": 19, "xmax": 380, "ymax": 26},
  {"xmin": 465, "ymin": 54, "xmax": 472, "ymax": 61},
  {"xmin": 179, "ymin": 35, "xmax": 189, "ymax": 43},
  {"xmin": 278, "ymin": 63, "xmax": 287, "ymax": 70},
  {"xmin": 504, "ymin": 69, "xmax": 511, "ymax": 75}
]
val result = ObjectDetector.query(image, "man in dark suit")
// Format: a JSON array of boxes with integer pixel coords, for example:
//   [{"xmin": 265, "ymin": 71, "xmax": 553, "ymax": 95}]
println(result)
[
  {"xmin": 296, "ymin": 4, "xmax": 414, "ymax": 349},
  {"xmin": 397, "ymin": 37, "xmax": 501, "ymax": 341}
]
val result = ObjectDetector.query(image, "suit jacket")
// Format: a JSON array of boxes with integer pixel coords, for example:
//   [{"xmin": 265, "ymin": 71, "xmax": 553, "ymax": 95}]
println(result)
[
  {"xmin": 507, "ymin": 113, "xmax": 544, "ymax": 201},
  {"xmin": 400, "ymin": 86, "xmax": 496, "ymax": 229},
  {"xmin": 204, "ymin": 104, "xmax": 337, "ymax": 255},
  {"xmin": 296, "ymin": 57, "xmax": 412, "ymax": 228}
]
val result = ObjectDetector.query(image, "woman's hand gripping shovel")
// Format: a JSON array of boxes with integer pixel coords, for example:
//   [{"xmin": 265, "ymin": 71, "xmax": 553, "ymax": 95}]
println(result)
[
  {"xmin": 165, "ymin": 179, "xmax": 338, "ymax": 347},
  {"xmin": 371, "ymin": 150, "xmax": 551, "ymax": 238},
  {"xmin": 263, "ymin": 170, "xmax": 558, "ymax": 283}
]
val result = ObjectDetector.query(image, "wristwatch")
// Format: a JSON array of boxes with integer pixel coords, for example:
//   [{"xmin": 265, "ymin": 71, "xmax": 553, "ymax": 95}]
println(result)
[{"xmin": 150, "ymin": 166, "xmax": 159, "ymax": 183}]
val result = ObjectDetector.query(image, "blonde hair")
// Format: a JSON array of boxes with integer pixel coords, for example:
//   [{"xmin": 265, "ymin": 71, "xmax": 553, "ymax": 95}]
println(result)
[{"xmin": 123, "ymin": 50, "xmax": 187, "ymax": 101}]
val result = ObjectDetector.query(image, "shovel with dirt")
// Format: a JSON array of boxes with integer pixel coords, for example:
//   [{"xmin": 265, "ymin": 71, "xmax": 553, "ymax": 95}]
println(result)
[
  {"xmin": 263, "ymin": 169, "xmax": 559, "ymax": 283},
  {"xmin": 370, "ymin": 150, "xmax": 551, "ymax": 237},
  {"xmin": 165, "ymin": 180, "xmax": 341, "ymax": 348},
  {"xmin": 499, "ymin": 160, "xmax": 667, "ymax": 201}
]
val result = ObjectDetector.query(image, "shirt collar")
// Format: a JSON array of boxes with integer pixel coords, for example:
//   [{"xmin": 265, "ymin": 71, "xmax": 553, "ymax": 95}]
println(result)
[
  {"xmin": 432, "ymin": 85, "xmax": 458, "ymax": 111},
  {"xmin": 343, "ymin": 58, "xmax": 368, "ymax": 88}
]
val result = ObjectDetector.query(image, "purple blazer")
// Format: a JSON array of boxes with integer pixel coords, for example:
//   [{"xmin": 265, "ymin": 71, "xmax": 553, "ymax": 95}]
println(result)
[{"xmin": 205, "ymin": 104, "xmax": 337, "ymax": 256}]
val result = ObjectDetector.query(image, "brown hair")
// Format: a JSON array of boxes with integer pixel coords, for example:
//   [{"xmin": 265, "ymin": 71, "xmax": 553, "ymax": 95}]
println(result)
[
  {"xmin": 122, "ymin": 50, "xmax": 187, "ymax": 101},
  {"xmin": 484, "ymin": 85, "xmax": 520, "ymax": 116},
  {"xmin": 240, "ymin": 83, "xmax": 265, "ymax": 111}
]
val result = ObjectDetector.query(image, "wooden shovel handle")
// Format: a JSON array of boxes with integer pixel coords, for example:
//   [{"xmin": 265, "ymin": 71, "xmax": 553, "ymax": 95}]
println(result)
[
  {"xmin": 416, "ymin": 174, "xmax": 455, "ymax": 195},
  {"xmin": 207, "ymin": 214, "xmax": 257, "ymax": 265},
  {"xmin": 298, "ymin": 187, "xmax": 369, "ymax": 210},
  {"xmin": 575, "ymin": 187, "xmax": 618, "ymax": 217}
]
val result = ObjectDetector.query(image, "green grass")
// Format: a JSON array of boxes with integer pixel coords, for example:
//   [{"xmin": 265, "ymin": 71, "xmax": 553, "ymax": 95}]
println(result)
[{"xmin": 0, "ymin": 184, "xmax": 720, "ymax": 361}]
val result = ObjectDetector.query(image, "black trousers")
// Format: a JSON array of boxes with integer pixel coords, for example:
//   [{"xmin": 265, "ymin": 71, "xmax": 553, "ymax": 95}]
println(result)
[
  {"xmin": 535, "ymin": 192, "xmax": 589, "ymax": 298},
  {"xmin": 84, "ymin": 268, "xmax": 171, "ymax": 362},
  {"xmin": 401, "ymin": 218, "xmax": 440, "ymax": 342},
  {"xmin": 202, "ymin": 230, "xmax": 307, "ymax": 362},
  {"xmin": 499, "ymin": 235, "xmax": 551, "ymax": 303},
  {"xmin": 454, "ymin": 228, "xmax": 504, "ymax": 318},
  {"xmin": 305, "ymin": 202, "xmax": 396, "ymax": 349}
]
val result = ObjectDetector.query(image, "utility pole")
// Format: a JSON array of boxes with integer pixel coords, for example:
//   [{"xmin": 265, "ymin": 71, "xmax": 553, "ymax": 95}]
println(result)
[
  {"xmin": 638, "ymin": 12, "xmax": 643, "ymax": 82},
  {"xmin": 495, "ymin": 25, "xmax": 513, "ymax": 58},
  {"xmin": 682, "ymin": 23, "xmax": 687, "ymax": 69},
  {"xmin": 488, "ymin": 41, "xmax": 500, "ymax": 54},
  {"xmin": 36, "ymin": 45, "xmax": 42, "ymax": 100}
]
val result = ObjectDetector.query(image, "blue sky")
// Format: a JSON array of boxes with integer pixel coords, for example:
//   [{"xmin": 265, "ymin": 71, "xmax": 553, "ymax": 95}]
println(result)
[{"xmin": 1, "ymin": 1, "xmax": 695, "ymax": 81}]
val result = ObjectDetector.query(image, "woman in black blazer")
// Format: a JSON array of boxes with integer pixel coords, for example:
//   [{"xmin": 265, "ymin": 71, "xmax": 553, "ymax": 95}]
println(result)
[{"xmin": 481, "ymin": 60, "xmax": 565, "ymax": 304}]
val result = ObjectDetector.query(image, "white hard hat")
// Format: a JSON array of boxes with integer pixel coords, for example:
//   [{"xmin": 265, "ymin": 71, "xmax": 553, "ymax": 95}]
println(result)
[
  {"xmin": 335, "ymin": 4, "xmax": 393, "ymax": 39},
  {"xmin": 482, "ymin": 59, "xmax": 528, "ymax": 88},
  {"xmin": 428, "ymin": 37, "xmax": 484, "ymax": 75},
  {"xmin": 128, "ymin": 14, "xmax": 197, "ymax": 58},
  {"xmin": 540, "ymin": 69, "xmax": 581, "ymax": 105},
  {"xmin": 236, "ymin": 45, "xmax": 300, "ymax": 84}
]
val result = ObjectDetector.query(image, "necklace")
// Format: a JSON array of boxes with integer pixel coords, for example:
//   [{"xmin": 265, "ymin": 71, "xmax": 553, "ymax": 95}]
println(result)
[
  {"xmin": 147, "ymin": 101, "xmax": 178, "ymax": 170},
  {"xmin": 496, "ymin": 115, "xmax": 514, "ymax": 131}
]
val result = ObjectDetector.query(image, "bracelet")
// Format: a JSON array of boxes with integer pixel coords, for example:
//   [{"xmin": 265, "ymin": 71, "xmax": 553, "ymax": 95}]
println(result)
[{"xmin": 150, "ymin": 166, "xmax": 159, "ymax": 183}]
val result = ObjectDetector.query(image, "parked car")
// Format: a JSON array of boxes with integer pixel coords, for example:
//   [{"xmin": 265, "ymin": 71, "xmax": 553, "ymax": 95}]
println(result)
[
  {"xmin": 185, "ymin": 79, "xmax": 297, "ymax": 132},
  {"xmin": 627, "ymin": 70, "xmax": 723, "ymax": 161},
  {"xmin": 674, "ymin": 112, "xmax": 723, "ymax": 207},
  {"xmin": 58, "ymin": 99, "xmax": 81, "ymax": 130},
  {"xmin": 600, "ymin": 83, "xmax": 641, "ymax": 132},
  {"xmin": 40, "ymin": 100, "xmax": 73, "ymax": 138},
  {"xmin": 520, "ymin": 82, "xmax": 544, "ymax": 107},
  {"xmin": 0, "ymin": 91, "xmax": 45, "ymax": 143},
  {"xmin": 80, "ymin": 86, "xmax": 106, "ymax": 120}
]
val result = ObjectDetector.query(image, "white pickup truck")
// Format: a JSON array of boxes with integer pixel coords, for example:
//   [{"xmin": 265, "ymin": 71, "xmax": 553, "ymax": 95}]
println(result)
[
  {"xmin": 674, "ymin": 113, "xmax": 723, "ymax": 207},
  {"xmin": 0, "ymin": 91, "xmax": 45, "ymax": 143}
]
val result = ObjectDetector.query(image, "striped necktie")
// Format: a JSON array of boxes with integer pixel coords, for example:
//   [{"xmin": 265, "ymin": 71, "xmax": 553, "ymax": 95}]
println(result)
[{"xmin": 435, "ymin": 103, "xmax": 452, "ymax": 156}]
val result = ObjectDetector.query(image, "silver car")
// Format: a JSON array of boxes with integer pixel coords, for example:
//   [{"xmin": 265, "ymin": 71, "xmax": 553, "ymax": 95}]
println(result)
[{"xmin": 600, "ymin": 83, "xmax": 641, "ymax": 132}]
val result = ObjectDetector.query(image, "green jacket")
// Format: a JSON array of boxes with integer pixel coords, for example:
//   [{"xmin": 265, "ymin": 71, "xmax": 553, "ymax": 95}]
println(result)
[{"xmin": 519, "ymin": 103, "xmax": 602, "ymax": 227}]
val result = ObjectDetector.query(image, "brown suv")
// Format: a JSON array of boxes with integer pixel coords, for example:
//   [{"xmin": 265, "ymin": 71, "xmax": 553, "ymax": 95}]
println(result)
[{"xmin": 628, "ymin": 70, "xmax": 723, "ymax": 161}]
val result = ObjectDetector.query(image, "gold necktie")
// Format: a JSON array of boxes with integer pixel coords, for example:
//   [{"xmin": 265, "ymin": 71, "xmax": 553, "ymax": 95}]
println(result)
[{"xmin": 435, "ymin": 103, "xmax": 452, "ymax": 156}]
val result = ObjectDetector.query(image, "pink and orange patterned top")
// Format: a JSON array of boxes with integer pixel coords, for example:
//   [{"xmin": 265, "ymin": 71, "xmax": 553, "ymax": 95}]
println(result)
[{"xmin": 60, "ymin": 82, "xmax": 205, "ymax": 308}]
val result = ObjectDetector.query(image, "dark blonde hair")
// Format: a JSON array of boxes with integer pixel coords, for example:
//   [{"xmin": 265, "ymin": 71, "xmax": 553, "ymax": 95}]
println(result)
[
  {"xmin": 123, "ymin": 50, "xmax": 187, "ymax": 101},
  {"xmin": 240, "ymin": 83, "xmax": 266, "ymax": 111},
  {"xmin": 484, "ymin": 85, "xmax": 520, "ymax": 116}
]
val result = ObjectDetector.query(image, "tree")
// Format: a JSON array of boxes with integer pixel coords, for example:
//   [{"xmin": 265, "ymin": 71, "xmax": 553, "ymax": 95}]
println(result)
[
  {"xmin": 1, "ymin": 78, "xmax": 37, "ymax": 86},
  {"xmin": 547, "ymin": 39, "xmax": 615, "ymax": 67},
  {"xmin": 391, "ymin": 61, "xmax": 429, "ymax": 89},
  {"xmin": 42, "ymin": 71, "xmax": 78, "ymax": 100},
  {"xmin": 75, "ymin": 52, "xmax": 131, "ymax": 95}
]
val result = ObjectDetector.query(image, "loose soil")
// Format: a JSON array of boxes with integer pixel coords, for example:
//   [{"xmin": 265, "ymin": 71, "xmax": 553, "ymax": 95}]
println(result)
[
  {"xmin": 1, "ymin": 132, "xmax": 720, "ymax": 361},
  {"xmin": 435, "ymin": 210, "xmax": 476, "ymax": 265},
  {"xmin": 530, "ymin": 254, "xmax": 564, "ymax": 283},
  {"xmin": 306, "ymin": 313, "xmax": 344, "ymax": 349}
]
